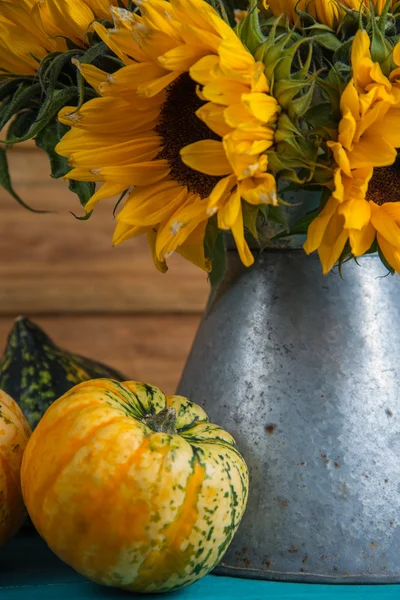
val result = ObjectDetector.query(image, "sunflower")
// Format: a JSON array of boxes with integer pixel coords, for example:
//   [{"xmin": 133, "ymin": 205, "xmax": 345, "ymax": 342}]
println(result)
[
  {"xmin": 266, "ymin": 0, "xmax": 395, "ymax": 27},
  {"xmin": 56, "ymin": 0, "xmax": 279, "ymax": 271},
  {"xmin": 38, "ymin": 0, "xmax": 128, "ymax": 49},
  {"xmin": 0, "ymin": 0, "xmax": 127, "ymax": 76},
  {"xmin": 304, "ymin": 30, "xmax": 400, "ymax": 274},
  {"xmin": 0, "ymin": 0, "xmax": 62, "ymax": 75}
]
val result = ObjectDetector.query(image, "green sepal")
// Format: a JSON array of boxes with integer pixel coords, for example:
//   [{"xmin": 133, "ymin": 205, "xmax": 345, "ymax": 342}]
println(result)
[
  {"xmin": 35, "ymin": 119, "xmax": 70, "ymax": 179},
  {"xmin": 6, "ymin": 111, "xmax": 37, "ymax": 141},
  {"xmin": 5, "ymin": 87, "xmax": 79, "ymax": 144},
  {"xmin": 236, "ymin": 0, "xmax": 265, "ymax": 53},
  {"xmin": 0, "ymin": 148, "xmax": 51, "ymax": 213},
  {"xmin": 0, "ymin": 83, "xmax": 41, "ymax": 132}
]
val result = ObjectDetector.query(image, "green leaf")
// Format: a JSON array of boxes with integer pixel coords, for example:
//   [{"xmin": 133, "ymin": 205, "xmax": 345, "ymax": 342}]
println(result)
[
  {"xmin": 68, "ymin": 179, "xmax": 95, "ymax": 209},
  {"xmin": 0, "ymin": 148, "xmax": 50, "ymax": 213},
  {"xmin": 242, "ymin": 202, "xmax": 259, "ymax": 239},
  {"xmin": 272, "ymin": 208, "xmax": 319, "ymax": 239},
  {"xmin": 208, "ymin": 231, "xmax": 227, "ymax": 290}
]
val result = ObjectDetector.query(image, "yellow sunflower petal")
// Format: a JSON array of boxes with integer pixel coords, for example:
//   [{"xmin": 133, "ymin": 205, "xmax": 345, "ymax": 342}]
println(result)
[
  {"xmin": 338, "ymin": 197, "xmax": 371, "ymax": 230},
  {"xmin": 381, "ymin": 202, "xmax": 400, "ymax": 222},
  {"xmin": 117, "ymin": 182, "xmax": 187, "ymax": 226},
  {"xmin": 189, "ymin": 55, "xmax": 219, "ymax": 85},
  {"xmin": 367, "ymin": 108, "xmax": 400, "ymax": 148},
  {"xmin": 180, "ymin": 140, "xmax": 232, "ymax": 176},
  {"xmin": 349, "ymin": 136, "xmax": 397, "ymax": 169},
  {"xmin": 207, "ymin": 174, "xmax": 237, "ymax": 213},
  {"xmin": 112, "ymin": 222, "xmax": 150, "ymax": 246},
  {"xmin": 370, "ymin": 201, "xmax": 400, "ymax": 249},
  {"xmin": 158, "ymin": 44, "xmax": 208, "ymax": 71},
  {"xmin": 327, "ymin": 141, "xmax": 352, "ymax": 178},
  {"xmin": 303, "ymin": 195, "xmax": 338, "ymax": 255},
  {"xmin": 349, "ymin": 222, "xmax": 376, "ymax": 256},
  {"xmin": 93, "ymin": 21, "xmax": 144, "ymax": 63},
  {"xmin": 318, "ymin": 212, "xmax": 349, "ymax": 275},
  {"xmin": 85, "ymin": 182, "xmax": 127, "ymax": 212},
  {"xmin": 176, "ymin": 221, "xmax": 212, "ymax": 272},
  {"xmin": 340, "ymin": 81, "xmax": 360, "ymax": 120},
  {"xmin": 217, "ymin": 186, "xmax": 242, "ymax": 230},
  {"xmin": 146, "ymin": 229, "xmax": 168, "ymax": 273},
  {"xmin": 338, "ymin": 107, "xmax": 356, "ymax": 151},
  {"xmin": 223, "ymin": 104, "xmax": 257, "ymax": 127},
  {"xmin": 156, "ymin": 200, "xmax": 208, "ymax": 260},
  {"xmin": 377, "ymin": 233, "xmax": 400, "ymax": 274},
  {"xmin": 137, "ymin": 69, "xmax": 183, "ymax": 97},
  {"xmin": 202, "ymin": 79, "xmax": 249, "ymax": 106},
  {"xmin": 241, "ymin": 93, "xmax": 279, "ymax": 124},
  {"xmin": 239, "ymin": 175, "xmax": 277, "ymax": 206},
  {"xmin": 230, "ymin": 208, "xmax": 254, "ymax": 267},
  {"xmin": 40, "ymin": 0, "xmax": 94, "ymax": 46},
  {"xmin": 195, "ymin": 103, "xmax": 233, "ymax": 137}
]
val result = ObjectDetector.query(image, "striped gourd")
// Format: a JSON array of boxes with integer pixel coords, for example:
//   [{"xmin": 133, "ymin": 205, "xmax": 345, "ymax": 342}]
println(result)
[
  {"xmin": 0, "ymin": 317, "xmax": 126, "ymax": 429},
  {"xmin": 21, "ymin": 379, "xmax": 248, "ymax": 593},
  {"xmin": 0, "ymin": 390, "xmax": 31, "ymax": 546}
]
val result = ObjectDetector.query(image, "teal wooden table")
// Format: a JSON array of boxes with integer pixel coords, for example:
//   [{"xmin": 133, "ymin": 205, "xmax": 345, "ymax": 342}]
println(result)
[{"xmin": 1, "ymin": 531, "xmax": 400, "ymax": 599}]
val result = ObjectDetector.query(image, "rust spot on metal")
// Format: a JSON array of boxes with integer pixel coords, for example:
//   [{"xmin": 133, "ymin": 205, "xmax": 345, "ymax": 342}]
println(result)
[
  {"xmin": 321, "ymin": 394, "xmax": 324, "ymax": 398},
  {"xmin": 333, "ymin": 567, "xmax": 339, "ymax": 573},
  {"xmin": 320, "ymin": 452, "xmax": 327, "ymax": 459},
  {"xmin": 242, "ymin": 558, "xmax": 250, "ymax": 567},
  {"xmin": 321, "ymin": 555, "xmax": 328, "ymax": 560},
  {"xmin": 370, "ymin": 541, "xmax": 376, "ymax": 549},
  {"xmin": 242, "ymin": 547, "xmax": 248, "ymax": 554},
  {"xmin": 334, "ymin": 462, "xmax": 340, "ymax": 468},
  {"xmin": 302, "ymin": 555, "xmax": 308, "ymax": 564},
  {"xmin": 288, "ymin": 545, "xmax": 299, "ymax": 554},
  {"xmin": 264, "ymin": 423, "xmax": 277, "ymax": 435},
  {"xmin": 262, "ymin": 559, "xmax": 271, "ymax": 569},
  {"xmin": 390, "ymin": 520, "xmax": 394, "ymax": 527},
  {"xmin": 297, "ymin": 461, "xmax": 305, "ymax": 466},
  {"xmin": 333, "ymin": 553, "xmax": 338, "ymax": 558},
  {"xmin": 299, "ymin": 568, "xmax": 305, "ymax": 573},
  {"xmin": 281, "ymin": 500, "xmax": 289, "ymax": 509},
  {"xmin": 385, "ymin": 408, "xmax": 393, "ymax": 417},
  {"xmin": 282, "ymin": 441, "xmax": 286, "ymax": 446}
]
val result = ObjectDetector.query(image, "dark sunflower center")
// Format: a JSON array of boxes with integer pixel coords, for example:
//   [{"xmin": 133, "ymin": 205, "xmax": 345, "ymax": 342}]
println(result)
[
  {"xmin": 367, "ymin": 159, "xmax": 400, "ymax": 205},
  {"xmin": 156, "ymin": 73, "xmax": 220, "ymax": 199}
]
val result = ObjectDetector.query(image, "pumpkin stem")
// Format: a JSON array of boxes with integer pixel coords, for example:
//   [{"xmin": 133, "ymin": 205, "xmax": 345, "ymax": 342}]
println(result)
[{"xmin": 143, "ymin": 407, "xmax": 177, "ymax": 435}]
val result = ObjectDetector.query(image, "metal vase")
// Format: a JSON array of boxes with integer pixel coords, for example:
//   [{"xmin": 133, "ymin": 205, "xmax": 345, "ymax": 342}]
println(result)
[{"xmin": 177, "ymin": 249, "xmax": 400, "ymax": 584}]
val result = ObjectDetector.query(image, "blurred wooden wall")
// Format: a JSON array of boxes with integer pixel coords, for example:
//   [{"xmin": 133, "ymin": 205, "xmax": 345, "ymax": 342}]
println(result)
[{"xmin": 0, "ymin": 143, "xmax": 209, "ymax": 393}]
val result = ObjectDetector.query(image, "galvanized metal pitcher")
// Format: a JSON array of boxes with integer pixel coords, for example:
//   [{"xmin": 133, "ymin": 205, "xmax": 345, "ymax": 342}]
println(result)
[{"xmin": 177, "ymin": 249, "xmax": 400, "ymax": 583}]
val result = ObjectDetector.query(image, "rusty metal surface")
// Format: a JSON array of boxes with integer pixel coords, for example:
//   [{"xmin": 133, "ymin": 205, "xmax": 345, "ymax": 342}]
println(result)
[{"xmin": 178, "ymin": 250, "xmax": 400, "ymax": 583}]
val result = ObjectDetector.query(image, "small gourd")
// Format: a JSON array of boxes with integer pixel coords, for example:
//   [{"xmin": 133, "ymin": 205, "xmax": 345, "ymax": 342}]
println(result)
[
  {"xmin": 0, "ymin": 390, "xmax": 31, "ymax": 546},
  {"xmin": 21, "ymin": 379, "xmax": 248, "ymax": 593},
  {"xmin": 0, "ymin": 317, "xmax": 126, "ymax": 429}
]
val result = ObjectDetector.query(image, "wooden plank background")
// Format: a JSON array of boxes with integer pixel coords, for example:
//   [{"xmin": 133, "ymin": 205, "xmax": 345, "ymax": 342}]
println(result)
[{"xmin": 0, "ymin": 144, "xmax": 209, "ymax": 394}]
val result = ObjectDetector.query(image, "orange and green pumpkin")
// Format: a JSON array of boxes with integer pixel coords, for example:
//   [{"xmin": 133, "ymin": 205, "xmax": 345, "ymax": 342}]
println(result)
[
  {"xmin": 0, "ymin": 390, "xmax": 31, "ymax": 546},
  {"xmin": 21, "ymin": 379, "xmax": 248, "ymax": 593}
]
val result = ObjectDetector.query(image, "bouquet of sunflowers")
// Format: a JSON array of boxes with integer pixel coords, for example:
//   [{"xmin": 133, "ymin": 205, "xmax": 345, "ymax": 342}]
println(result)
[{"xmin": 1, "ymin": 0, "xmax": 400, "ymax": 280}]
